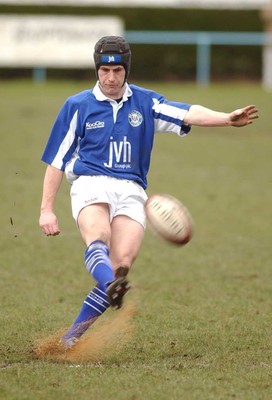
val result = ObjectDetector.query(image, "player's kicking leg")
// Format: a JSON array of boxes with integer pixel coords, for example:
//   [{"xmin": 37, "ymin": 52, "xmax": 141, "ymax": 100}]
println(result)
[{"xmin": 61, "ymin": 207, "xmax": 144, "ymax": 349}]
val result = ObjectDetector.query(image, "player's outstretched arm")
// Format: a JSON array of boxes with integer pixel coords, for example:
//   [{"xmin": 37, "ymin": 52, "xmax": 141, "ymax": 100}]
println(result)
[
  {"xmin": 39, "ymin": 165, "xmax": 64, "ymax": 236},
  {"xmin": 229, "ymin": 105, "xmax": 259, "ymax": 127},
  {"xmin": 184, "ymin": 104, "xmax": 258, "ymax": 127}
]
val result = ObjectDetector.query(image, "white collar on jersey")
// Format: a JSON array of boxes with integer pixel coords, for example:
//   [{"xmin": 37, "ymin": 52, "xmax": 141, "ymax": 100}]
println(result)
[{"xmin": 93, "ymin": 81, "xmax": 132, "ymax": 102}]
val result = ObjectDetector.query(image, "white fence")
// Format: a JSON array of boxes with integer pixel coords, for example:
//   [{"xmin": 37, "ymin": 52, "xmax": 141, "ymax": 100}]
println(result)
[
  {"xmin": 125, "ymin": 30, "xmax": 272, "ymax": 88},
  {"xmin": 1, "ymin": 15, "xmax": 272, "ymax": 88}
]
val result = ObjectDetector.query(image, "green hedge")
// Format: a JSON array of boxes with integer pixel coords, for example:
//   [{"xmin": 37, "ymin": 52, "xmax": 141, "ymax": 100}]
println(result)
[{"xmin": 0, "ymin": 6, "xmax": 265, "ymax": 81}]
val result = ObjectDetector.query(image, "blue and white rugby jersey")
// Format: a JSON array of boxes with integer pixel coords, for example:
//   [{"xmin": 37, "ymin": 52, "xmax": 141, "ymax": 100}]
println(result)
[{"xmin": 41, "ymin": 82, "xmax": 191, "ymax": 189}]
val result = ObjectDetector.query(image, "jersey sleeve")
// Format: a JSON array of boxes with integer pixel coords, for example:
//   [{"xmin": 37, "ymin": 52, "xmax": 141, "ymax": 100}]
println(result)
[
  {"xmin": 41, "ymin": 99, "xmax": 79, "ymax": 171},
  {"xmin": 152, "ymin": 96, "xmax": 191, "ymax": 136}
]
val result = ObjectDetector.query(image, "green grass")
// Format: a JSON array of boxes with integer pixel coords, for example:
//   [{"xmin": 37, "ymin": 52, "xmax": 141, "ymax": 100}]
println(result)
[{"xmin": 0, "ymin": 80, "xmax": 271, "ymax": 400}]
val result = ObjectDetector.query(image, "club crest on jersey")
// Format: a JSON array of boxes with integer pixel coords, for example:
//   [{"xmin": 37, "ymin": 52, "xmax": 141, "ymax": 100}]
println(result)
[{"xmin": 128, "ymin": 110, "xmax": 143, "ymax": 127}]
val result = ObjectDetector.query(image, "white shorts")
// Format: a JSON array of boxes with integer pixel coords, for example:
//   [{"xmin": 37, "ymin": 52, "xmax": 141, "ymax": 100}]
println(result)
[{"xmin": 70, "ymin": 175, "xmax": 148, "ymax": 228}]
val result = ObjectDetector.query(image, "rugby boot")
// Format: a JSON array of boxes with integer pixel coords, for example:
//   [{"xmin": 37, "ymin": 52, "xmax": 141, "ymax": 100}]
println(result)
[{"xmin": 106, "ymin": 271, "xmax": 130, "ymax": 310}]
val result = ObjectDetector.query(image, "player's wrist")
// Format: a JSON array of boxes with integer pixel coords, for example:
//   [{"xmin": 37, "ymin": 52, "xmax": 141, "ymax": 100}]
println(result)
[
  {"xmin": 225, "ymin": 113, "xmax": 233, "ymax": 127},
  {"xmin": 40, "ymin": 207, "xmax": 55, "ymax": 214}
]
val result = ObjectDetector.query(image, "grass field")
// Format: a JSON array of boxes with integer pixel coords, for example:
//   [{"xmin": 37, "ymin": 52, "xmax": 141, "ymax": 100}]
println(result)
[{"xmin": 0, "ymin": 80, "xmax": 271, "ymax": 400}]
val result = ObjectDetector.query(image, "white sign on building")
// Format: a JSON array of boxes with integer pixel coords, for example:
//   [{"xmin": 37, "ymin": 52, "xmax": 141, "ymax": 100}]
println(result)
[{"xmin": 0, "ymin": 15, "xmax": 124, "ymax": 68}]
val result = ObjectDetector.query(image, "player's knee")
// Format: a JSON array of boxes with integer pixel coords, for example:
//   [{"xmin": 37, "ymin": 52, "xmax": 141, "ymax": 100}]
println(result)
[
  {"xmin": 81, "ymin": 227, "xmax": 111, "ymax": 247},
  {"xmin": 96, "ymin": 228, "xmax": 111, "ymax": 246},
  {"xmin": 114, "ymin": 253, "xmax": 134, "ymax": 270}
]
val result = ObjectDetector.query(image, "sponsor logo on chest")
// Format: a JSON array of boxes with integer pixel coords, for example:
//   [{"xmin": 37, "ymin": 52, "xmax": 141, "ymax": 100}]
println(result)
[
  {"xmin": 104, "ymin": 136, "xmax": 132, "ymax": 169},
  {"xmin": 86, "ymin": 121, "xmax": 105, "ymax": 130}
]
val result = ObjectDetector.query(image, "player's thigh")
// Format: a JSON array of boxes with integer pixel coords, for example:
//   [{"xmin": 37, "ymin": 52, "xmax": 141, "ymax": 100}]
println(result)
[
  {"xmin": 110, "ymin": 215, "xmax": 145, "ymax": 270},
  {"xmin": 77, "ymin": 203, "xmax": 111, "ymax": 246}
]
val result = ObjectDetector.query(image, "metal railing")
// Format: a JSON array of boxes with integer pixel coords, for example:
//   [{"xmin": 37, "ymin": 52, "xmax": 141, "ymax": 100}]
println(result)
[{"xmin": 125, "ymin": 30, "xmax": 272, "ymax": 85}]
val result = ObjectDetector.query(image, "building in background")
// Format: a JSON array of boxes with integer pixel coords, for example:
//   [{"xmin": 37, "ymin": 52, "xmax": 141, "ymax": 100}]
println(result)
[{"xmin": 0, "ymin": 0, "xmax": 271, "ymax": 88}]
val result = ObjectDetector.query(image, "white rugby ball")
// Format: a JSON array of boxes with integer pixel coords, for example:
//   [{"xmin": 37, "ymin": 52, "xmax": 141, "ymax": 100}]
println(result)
[{"xmin": 145, "ymin": 193, "xmax": 193, "ymax": 245}]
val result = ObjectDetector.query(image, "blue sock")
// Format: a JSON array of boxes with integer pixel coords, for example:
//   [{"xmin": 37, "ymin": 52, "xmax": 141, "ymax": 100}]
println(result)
[
  {"xmin": 85, "ymin": 240, "xmax": 114, "ymax": 291},
  {"xmin": 63, "ymin": 284, "xmax": 110, "ymax": 339},
  {"xmin": 62, "ymin": 241, "xmax": 114, "ymax": 341}
]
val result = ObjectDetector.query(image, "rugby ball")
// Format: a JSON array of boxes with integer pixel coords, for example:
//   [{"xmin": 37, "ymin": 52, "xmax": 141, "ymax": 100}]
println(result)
[{"xmin": 145, "ymin": 193, "xmax": 193, "ymax": 245}]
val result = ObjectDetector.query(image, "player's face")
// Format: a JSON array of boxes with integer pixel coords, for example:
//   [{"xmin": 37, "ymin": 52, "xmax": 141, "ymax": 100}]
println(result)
[{"xmin": 98, "ymin": 65, "xmax": 126, "ymax": 99}]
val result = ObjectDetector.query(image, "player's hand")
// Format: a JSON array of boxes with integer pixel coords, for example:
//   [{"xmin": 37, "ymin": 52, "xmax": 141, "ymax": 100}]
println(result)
[
  {"xmin": 39, "ymin": 211, "xmax": 61, "ymax": 236},
  {"xmin": 229, "ymin": 105, "xmax": 258, "ymax": 127}
]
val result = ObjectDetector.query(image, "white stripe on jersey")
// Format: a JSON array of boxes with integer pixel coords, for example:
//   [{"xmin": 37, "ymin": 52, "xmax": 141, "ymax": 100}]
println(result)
[
  {"xmin": 152, "ymin": 98, "xmax": 189, "ymax": 136},
  {"xmin": 51, "ymin": 110, "xmax": 78, "ymax": 169}
]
